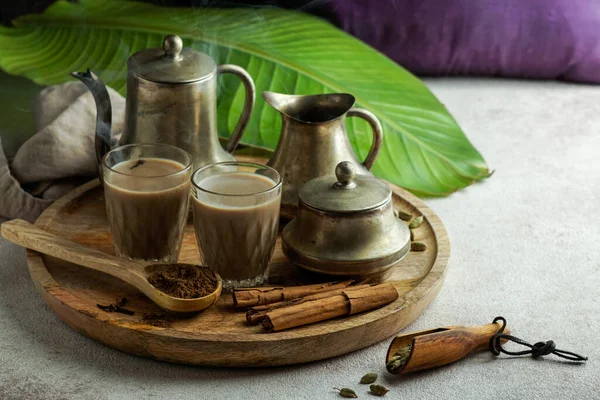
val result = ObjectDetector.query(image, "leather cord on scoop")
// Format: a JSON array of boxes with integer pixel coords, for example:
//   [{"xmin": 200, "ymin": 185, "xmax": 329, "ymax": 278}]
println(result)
[{"xmin": 489, "ymin": 316, "xmax": 588, "ymax": 362}]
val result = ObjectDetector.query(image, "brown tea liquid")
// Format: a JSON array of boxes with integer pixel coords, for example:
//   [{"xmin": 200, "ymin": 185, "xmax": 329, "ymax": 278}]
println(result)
[
  {"xmin": 104, "ymin": 157, "xmax": 190, "ymax": 262},
  {"xmin": 192, "ymin": 172, "xmax": 281, "ymax": 288}
]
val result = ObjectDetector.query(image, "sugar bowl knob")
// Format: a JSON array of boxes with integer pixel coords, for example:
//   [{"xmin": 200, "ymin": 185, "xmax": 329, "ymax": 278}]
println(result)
[
  {"xmin": 334, "ymin": 161, "xmax": 357, "ymax": 190},
  {"xmin": 163, "ymin": 34, "xmax": 183, "ymax": 59}
]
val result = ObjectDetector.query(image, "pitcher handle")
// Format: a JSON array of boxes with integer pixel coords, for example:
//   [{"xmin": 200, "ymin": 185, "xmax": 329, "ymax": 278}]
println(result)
[
  {"xmin": 217, "ymin": 64, "xmax": 256, "ymax": 153},
  {"xmin": 347, "ymin": 108, "xmax": 383, "ymax": 170}
]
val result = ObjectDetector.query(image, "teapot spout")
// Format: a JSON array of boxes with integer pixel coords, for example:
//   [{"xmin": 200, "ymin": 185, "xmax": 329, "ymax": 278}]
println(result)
[{"xmin": 70, "ymin": 69, "xmax": 112, "ymax": 166}]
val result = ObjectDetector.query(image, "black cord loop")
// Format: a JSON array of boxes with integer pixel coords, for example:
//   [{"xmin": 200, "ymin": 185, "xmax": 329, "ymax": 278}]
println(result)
[{"xmin": 489, "ymin": 316, "xmax": 587, "ymax": 362}]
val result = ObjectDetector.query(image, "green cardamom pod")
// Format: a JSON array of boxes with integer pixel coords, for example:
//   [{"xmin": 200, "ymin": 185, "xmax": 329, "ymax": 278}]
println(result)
[
  {"xmin": 386, "ymin": 344, "xmax": 413, "ymax": 373},
  {"xmin": 369, "ymin": 384, "xmax": 390, "ymax": 397},
  {"xmin": 395, "ymin": 209, "xmax": 413, "ymax": 221},
  {"xmin": 335, "ymin": 388, "xmax": 358, "ymax": 398},
  {"xmin": 410, "ymin": 229, "xmax": 415, "ymax": 241},
  {"xmin": 386, "ymin": 359, "xmax": 404, "ymax": 372},
  {"xmin": 395, "ymin": 344, "xmax": 412, "ymax": 359},
  {"xmin": 411, "ymin": 242, "xmax": 427, "ymax": 252},
  {"xmin": 408, "ymin": 215, "xmax": 424, "ymax": 229},
  {"xmin": 359, "ymin": 372, "xmax": 377, "ymax": 384}
]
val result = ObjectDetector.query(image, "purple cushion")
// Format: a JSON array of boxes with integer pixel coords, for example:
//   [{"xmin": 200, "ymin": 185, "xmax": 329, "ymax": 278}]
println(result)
[{"xmin": 328, "ymin": 0, "xmax": 600, "ymax": 83}]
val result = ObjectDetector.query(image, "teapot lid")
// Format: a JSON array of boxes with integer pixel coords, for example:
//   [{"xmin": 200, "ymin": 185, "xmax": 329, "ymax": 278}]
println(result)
[
  {"xmin": 128, "ymin": 34, "xmax": 216, "ymax": 84},
  {"xmin": 299, "ymin": 161, "xmax": 391, "ymax": 213}
]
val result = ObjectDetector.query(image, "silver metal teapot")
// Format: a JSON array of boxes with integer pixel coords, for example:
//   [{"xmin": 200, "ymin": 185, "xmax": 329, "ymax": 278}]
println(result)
[{"xmin": 71, "ymin": 34, "xmax": 255, "ymax": 173}]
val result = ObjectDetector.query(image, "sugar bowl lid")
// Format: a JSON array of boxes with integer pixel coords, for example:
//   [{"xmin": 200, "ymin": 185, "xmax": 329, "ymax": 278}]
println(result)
[
  {"xmin": 128, "ymin": 34, "xmax": 216, "ymax": 84},
  {"xmin": 299, "ymin": 161, "xmax": 391, "ymax": 213}
]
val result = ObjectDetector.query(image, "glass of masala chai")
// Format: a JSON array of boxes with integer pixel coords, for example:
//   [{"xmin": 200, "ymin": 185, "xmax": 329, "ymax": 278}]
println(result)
[
  {"xmin": 102, "ymin": 144, "xmax": 192, "ymax": 263},
  {"xmin": 191, "ymin": 162, "xmax": 282, "ymax": 290}
]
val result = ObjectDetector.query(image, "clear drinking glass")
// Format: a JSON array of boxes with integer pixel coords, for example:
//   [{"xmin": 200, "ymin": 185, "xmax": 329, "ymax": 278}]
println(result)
[
  {"xmin": 102, "ymin": 144, "xmax": 192, "ymax": 263},
  {"xmin": 191, "ymin": 162, "xmax": 282, "ymax": 290}
]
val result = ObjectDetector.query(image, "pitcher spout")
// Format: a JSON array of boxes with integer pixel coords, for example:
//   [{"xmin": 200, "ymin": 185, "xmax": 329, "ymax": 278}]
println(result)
[
  {"xmin": 262, "ymin": 92, "xmax": 355, "ymax": 124},
  {"xmin": 70, "ymin": 69, "xmax": 112, "ymax": 166}
]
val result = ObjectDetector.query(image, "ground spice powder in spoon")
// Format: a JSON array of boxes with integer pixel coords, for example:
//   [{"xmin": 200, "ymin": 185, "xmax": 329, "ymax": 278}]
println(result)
[{"xmin": 147, "ymin": 264, "xmax": 218, "ymax": 299}]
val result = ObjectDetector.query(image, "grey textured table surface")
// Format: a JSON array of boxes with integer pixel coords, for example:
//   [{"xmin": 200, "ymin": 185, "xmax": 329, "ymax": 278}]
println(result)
[{"xmin": 1, "ymin": 78, "xmax": 598, "ymax": 400}]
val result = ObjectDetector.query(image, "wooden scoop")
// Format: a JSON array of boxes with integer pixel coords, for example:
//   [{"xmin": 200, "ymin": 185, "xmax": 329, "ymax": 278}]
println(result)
[
  {"xmin": 1, "ymin": 219, "xmax": 222, "ymax": 316},
  {"xmin": 386, "ymin": 321, "xmax": 509, "ymax": 375}
]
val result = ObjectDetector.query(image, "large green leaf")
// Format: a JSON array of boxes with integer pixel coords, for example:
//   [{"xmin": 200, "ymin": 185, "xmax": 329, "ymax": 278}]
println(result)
[{"xmin": 0, "ymin": 0, "xmax": 490, "ymax": 196}]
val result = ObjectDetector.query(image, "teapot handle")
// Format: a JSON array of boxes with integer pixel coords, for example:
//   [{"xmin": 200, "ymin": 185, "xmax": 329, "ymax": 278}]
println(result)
[
  {"xmin": 217, "ymin": 65, "xmax": 256, "ymax": 153},
  {"xmin": 70, "ymin": 69, "xmax": 112, "ymax": 183},
  {"xmin": 347, "ymin": 108, "xmax": 383, "ymax": 170}
]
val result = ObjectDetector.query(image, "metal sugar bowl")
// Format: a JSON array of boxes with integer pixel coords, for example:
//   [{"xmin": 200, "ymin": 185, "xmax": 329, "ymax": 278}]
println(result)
[{"xmin": 282, "ymin": 161, "xmax": 411, "ymax": 276}]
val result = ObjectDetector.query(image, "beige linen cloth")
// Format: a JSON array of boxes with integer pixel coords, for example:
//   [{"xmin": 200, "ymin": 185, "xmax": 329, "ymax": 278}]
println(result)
[{"xmin": 0, "ymin": 82, "xmax": 125, "ymax": 222}]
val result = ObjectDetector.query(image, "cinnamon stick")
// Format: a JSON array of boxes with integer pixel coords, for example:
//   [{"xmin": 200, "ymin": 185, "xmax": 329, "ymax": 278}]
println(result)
[
  {"xmin": 246, "ymin": 284, "xmax": 371, "ymax": 325},
  {"xmin": 261, "ymin": 283, "xmax": 398, "ymax": 332},
  {"xmin": 232, "ymin": 280, "xmax": 354, "ymax": 309}
]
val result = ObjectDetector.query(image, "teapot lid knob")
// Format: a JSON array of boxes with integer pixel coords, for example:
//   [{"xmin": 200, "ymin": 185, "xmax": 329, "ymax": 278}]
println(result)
[
  {"xmin": 163, "ymin": 34, "xmax": 183, "ymax": 59},
  {"xmin": 334, "ymin": 161, "xmax": 357, "ymax": 190}
]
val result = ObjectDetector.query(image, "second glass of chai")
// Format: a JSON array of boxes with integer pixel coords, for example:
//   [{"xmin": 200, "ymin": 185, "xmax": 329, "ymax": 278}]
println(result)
[
  {"xmin": 191, "ymin": 162, "xmax": 282, "ymax": 290},
  {"xmin": 102, "ymin": 143, "xmax": 192, "ymax": 263}
]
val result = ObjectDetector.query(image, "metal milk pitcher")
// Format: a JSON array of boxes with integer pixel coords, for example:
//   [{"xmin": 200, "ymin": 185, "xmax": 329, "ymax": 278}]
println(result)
[
  {"xmin": 71, "ymin": 34, "xmax": 255, "ymax": 172},
  {"xmin": 263, "ymin": 92, "xmax": 383, "ymax": 218}
]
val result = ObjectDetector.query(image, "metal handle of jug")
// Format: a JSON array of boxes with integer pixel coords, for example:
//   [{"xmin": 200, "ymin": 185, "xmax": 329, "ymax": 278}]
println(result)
[
  {"xmin": 346, "ymin": 108, "xmax": 383, "ymax": 170},
  {"xmin": 217, "ymin": 65, "xmax": 256, "ymax": 153}
]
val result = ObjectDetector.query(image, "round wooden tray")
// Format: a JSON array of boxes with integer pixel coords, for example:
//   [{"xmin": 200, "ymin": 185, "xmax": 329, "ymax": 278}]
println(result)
[{"xmin": 26, "ymin": 157, "xmax": 450, "ymax": 367}]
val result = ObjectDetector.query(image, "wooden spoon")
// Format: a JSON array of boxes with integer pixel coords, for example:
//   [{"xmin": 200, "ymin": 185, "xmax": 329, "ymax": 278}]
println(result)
[{"xmin": 1, "ymin": 219, "xmax": 222, "ymax": 316}]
